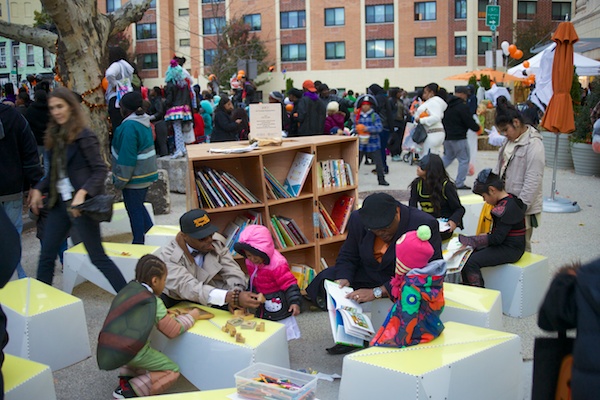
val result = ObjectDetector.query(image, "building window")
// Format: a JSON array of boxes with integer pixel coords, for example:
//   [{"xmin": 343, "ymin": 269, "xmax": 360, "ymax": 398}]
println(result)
[
  {"xmin": 325, "ymin": 42, "xmax": 345, "ymax": 60},
  {"xmin": 477, "ymin": 0, "xmax": 487, "ymax": 18},
  {"xmin": 179, "ymin": 38, "xmax": 190, "ymax": 47},
  {"xmin": 202, "ymin": 0, "xmax": 224, "ymax": 3},
  {"xmin": 136, "ymin": 23, "xmax": 157, "ymax": 40},
  {"xmin": 455, "ymin": 0, "xmax": 467, "ymax": 19},
  {"xmin": 140, "ymin": 53, "xmax": 158, "ymax": 69},
  {"xmin": 325, "ymin": 8, "xmax": 344, "ymax": 26},
  {"xmin": 552, "ymin": 2, "xmax": 571, "ymax": 20},
  {"xmin": 179, "ymin": 8, "xmax": 189, "ymax": 17},
  {"xmin": 0, "ymin": 44, "xmax": 6, "ymax": 68},
  {"xmin": 477, "ymin": 36, "xmax": 491, "ymax": 55},
  {"xmin": 517, "ymin": 1, "xmax": 537, "ymax": 19},
  {"xmin": 26, "ymin": 44, "xmax": 34, "ymax": 66},
  {"xmin": 366, "ymin": 39, "xmax": 394, "ymax": 59},
  {"xmin": 415, "ymin": 37, "xmax": 437, "ymax": 57},
  {"xmin": 455, "ymin": 36, "xmax": 467, "ymax": 56},
  {"xmin": 106, "ymin": 0, "xmax": 121, "ymax": 13},
  {"xmin": 203, "ymin": 17, "xmax": 226, "ymax": 35},
  {"xmin": 149, "ymin": 0, "xmax": 156, "ymax": 8},
  {"xmin": 415, "ymin": 2, "xmax": 436, "ymax": 21},
  {"xmin": 244, "ymin": 14, "xmax": 262, "ymax": 31},
  {"xmin": 204, "ymin": 49, "xmax": 217, "ymax": 66},
  {"xmin": 280, "ymin": 11, "xmax": 306, "ymax": 29},
  {"xmin": 366, "ymin": 4, "xmax": 394, "ymax": 23},
  {"xmin": 43, "ymin": 48, "xmax": 52, "ymax": 68},
  {"xmin": 11, "ymin": 42, "xmax": 19, "ymax": 65},
  {"xmin": 281, "ymin": 44, "xmax": 307, "ymax": 62}
]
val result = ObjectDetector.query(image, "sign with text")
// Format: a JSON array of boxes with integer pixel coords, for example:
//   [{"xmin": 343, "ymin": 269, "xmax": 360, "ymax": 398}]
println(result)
[
  {"xmin": 249, "ymin": 104, "xmax": 282, "ymax": 140},
  {"xmin": 486, "ymin": 5, "xmax": 500, "ymax": 27}
]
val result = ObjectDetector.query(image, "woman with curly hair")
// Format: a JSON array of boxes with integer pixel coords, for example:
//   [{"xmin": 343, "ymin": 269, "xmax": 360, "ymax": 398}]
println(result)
[
  {"xmin": 409, "ymin": 153, "xmax": 465, "ymax": 240},
  {"xmin": 164, "ymin": 58, "xmax": 193, "ymax": 158}
]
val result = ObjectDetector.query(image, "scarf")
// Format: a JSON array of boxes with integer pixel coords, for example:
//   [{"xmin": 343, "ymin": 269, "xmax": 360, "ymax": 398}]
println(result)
[{"xmin": 48, "ymin": 126, "xmax": 70, "ymax": 208}]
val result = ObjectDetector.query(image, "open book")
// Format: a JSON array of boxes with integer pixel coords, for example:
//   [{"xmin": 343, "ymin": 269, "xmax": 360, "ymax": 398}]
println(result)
[
  {"xmin": 443, "ymin": 236, "xmax": 474, "ymax": 275},
  {"xmin": 324, "ymin": 280, "xmax": 375, "ymax": 347}
]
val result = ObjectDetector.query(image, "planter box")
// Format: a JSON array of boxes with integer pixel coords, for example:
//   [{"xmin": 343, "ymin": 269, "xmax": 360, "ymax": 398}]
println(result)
[
  {"xmin": 571, "ymin": 142, "xmax": 600, "ymax": 176},
  {"xmin": 542, "ymin": 131, "xmax": 573, "ymax": 169}
]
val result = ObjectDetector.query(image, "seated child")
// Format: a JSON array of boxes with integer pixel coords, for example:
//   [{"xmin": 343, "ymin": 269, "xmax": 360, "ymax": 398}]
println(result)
[
  {"xmin": 458, "ymin": 169, "xmax": 526, "ymax": 287},
  {"xmin": 234, "ymin": 225, "xmax": 301, "ymax": 341},
  {"xmin": 97, "ymin": 254, "xmax": 204, "ymax": 399},
  {"xmin": 370, "ymin": 225, "xmax": 446, "ymax": 347},
  {"xmin": 323, "ymin": 101, "xmax": 345, "ymax": 135},
  {"xmin": 409, "ymin": 153, "xmax": 465, "ymax": 240}
]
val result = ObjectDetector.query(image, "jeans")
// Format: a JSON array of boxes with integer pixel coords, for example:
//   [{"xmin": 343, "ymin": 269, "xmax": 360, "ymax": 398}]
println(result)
[
  {"xmin": 122, "ymin": 187, "xmax": 153, "ymax": 244},
  {"xmin": 442, "ymin": 139, "xmax": 470, "ymax": 187},
  {"xmin": 379, "ymin": 128, "xmax": 390, "ymax": 172},
  {"xmin": 1, "ymin": 199, "xmax": 26, "ymax": 278},
  {"xmin": 37, "ymin": 200, "xmax": 127, "ymax": 292}
]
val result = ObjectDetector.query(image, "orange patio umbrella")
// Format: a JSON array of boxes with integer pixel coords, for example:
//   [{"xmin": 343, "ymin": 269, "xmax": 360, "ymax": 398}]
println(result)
[
  {"xmin": 445, "ymin": 69, "xmax": 525, "ymax": 83},
  {"xmin": 541, "ymin": 22, "xmax": 578, "ymax": 133}
]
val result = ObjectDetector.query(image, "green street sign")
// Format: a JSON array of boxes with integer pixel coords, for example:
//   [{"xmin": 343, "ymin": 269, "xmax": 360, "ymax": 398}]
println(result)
[
  {"xmin": 481, "ymin": 36, "xmax": 493, "ymax": 43},
  {"xmin": 486, "ymin": 5, "xmax": 501, "ymax": 27}
]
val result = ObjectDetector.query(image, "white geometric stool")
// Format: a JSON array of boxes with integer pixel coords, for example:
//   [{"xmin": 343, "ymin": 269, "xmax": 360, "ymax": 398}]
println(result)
[
  {"xmin": 482, "ymin": 252, "xmax": 550, "ymax": 318},
  {"xmin": 62, "ymin": 242, "xmax": 160, "ymax": 295},
  {"xmin": 2, "ymin": 354, "xmax": 57, "ymax": 400},
  {"xmin": 340, "ymin": 322, "xmax": 521, "ymax": 400},
  {"xmin": 145, "ymin": 224, "xmax": 179, "ymax": 247},
  {"xmin": 442, "ymin": 282, "xmax": 503, "ymax": 330},
  {"xmin": 0, "ymin": 278, "xmax": 91, "ymax": 371}
]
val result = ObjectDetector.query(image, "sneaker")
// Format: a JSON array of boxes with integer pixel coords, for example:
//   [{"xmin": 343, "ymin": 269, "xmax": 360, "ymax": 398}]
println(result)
[
  {"xmin": 326, "ymin": 343, "xmax": 362, "ymax": 355},
  {"xmin": 392, "ymin": 155, "xmax": 402, "ymax": 162},
  {"xmin": 456, "ymin": 185, "xmax": 472, "ymax": 190},
  {"xmin": 371, "ymin": 169, "xmax": 389, "ymax": 175},
  {"xmin": 171, "ymin": 150, "xmax": 185, "ymax": 159},
  {"xmin": 113, "ymin": 380, "xmax": 137, "ymax": 398},
  {"xmin": 379, "ymin": 180, "xmax": 390, "ymax": 186}
]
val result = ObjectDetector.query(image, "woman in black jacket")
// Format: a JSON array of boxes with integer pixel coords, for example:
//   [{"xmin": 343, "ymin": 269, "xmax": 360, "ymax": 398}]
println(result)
[
  {"xmin": 29, "ymin": 88, "xmax": 127, "ymax": 292},
  {"xmin": 211, "ymin": 97, "xmax": 241, "ymax": 142}
]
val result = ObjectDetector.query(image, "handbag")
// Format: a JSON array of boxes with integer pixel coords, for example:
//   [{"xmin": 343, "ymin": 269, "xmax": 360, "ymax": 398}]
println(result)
[
  {"xmin": 531, "ymin": 332, "xmax": 574, "ymax": 400},
  {"xmin": 411, "ymin": 123, "xmax": 427, "ymax": 144},
  {"xmin": 182, "ymin": 121, "xmax": 195, "ymax": 144},
  {"xmin": 72, "ymin": 194, "xmax": 115, "ymax": 222}
]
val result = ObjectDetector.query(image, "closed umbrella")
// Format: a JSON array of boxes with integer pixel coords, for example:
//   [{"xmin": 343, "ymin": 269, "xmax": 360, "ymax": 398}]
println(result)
[{"xmin": 541, "ymin": 22, "xmax": 581, "ymax": 213}]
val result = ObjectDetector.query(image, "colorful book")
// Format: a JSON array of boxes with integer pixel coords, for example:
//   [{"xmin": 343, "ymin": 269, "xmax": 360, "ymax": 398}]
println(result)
[
  {"xmin": 319, "ymin": 201, "xmax": 340, "ymax": 236},
  {"xmin": 330, "ymin": 195, "xmax": 355, "ymax": 234},
  {"xmin": 280, "ymin": 216, "xmax": 309, "ymax": 244},
  {"xmin": 344, "ymin": 163, "xmax": 354, "ymax": 186},
  {"xmin": 320, "ymin": 160, "xmax": 332, "ymax": 189},
  {"xmin": 269, "ymin": 217, "xmax": 286, "ymax": 249},
  {"xmin": 283, "ymin": 152, "xmax": 314, "ymax": 197}
]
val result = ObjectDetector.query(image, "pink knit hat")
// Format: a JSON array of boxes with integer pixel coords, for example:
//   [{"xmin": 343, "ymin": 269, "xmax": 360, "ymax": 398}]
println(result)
[{"xmin": 395, "ymin": 225, "xmax": 434, "ymax": 275}]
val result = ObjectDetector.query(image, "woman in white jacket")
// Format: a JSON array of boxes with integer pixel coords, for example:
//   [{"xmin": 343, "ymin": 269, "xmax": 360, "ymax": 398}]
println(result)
[
  {"xmin": 415, "ymin": 83, "xmax": 448, "ymax": 157},
  {"xmin": 105, "ymin": 47, "xmax": 134, "ymax": 134}
]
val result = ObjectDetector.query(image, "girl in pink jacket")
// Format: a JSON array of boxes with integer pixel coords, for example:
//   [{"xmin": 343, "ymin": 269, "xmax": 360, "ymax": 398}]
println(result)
[{"xmin": 234, "ymin": 224, "xmax": 301, "ymax": 340}]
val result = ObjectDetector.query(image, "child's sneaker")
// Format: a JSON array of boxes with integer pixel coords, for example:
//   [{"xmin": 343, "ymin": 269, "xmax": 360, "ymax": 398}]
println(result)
[{"xmin": 113, "ymin": 379, "xmax": 137, "ymax": 398}]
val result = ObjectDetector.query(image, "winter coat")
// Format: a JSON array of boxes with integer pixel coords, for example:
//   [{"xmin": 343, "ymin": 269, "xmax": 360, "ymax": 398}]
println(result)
[
  {"xmin": 105, "ymin": 60, "xmax": 134, "ymax": 102},
  {"xmin": 415, "ymin": 96, "xmax": 448, "ymax": 132},
  {"xmin": 297, "ymin": 92, "xmax": 326, "ymax": 136},
  {"xmin": 164, "ymin": 81, "xmax": 193, "ymax": 120},
  {"xmin": 442, "ymin": 96, "xmax": 480, "ymax": 141},
  {"xmin": 160, "ymin": 232, "xmax": 247, "ymax": 305},
  {"xmin": 211, "ymin": 108, "xmax": 239, "ymax": 142},
  {"xmin": 369, "ymin": 84, "xmax": 394, "ymax": 130},
  {"xmin": 324, "ymin": 112, "xmax": 345, "ymax": 134},
  {"xmin": 200, "ymin": 100, "xmax": 213, "ymax": 138},
  {"xmin": 111, "ymin": 113, "xmax": 158, "ymax": 190},
  {"xmin": 493, "ymin": 125, "xmax": 545, "ymax": 215}
]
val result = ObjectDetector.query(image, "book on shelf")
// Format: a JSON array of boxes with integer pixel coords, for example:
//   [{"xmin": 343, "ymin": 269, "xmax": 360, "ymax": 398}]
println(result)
[
  {"xmin": 223, "ymin": 221, "xmax": 242, "ymax": 250},
  {"xmin": 330, "ymin": 195, "xmax": 355, "ymax": 235},
  {"xmin": 318, "ymin": 201, "xmax": 340, "ymax": 236},
  {"xmin": 283, "ymin": 152, "xmax": 314, "ymax": 197},
  {"xmin": 264, "ymin": 167, "xmax": 291, "ymax": 199},
  {"xmin": 443, "ymin": 236, "xmax": 474, "ymax": 275},
  {"xmin": 272, "ymin": 216, "xmax": 296, "ymax": 247},
  {"xmin": 206, "ymin": 168, "xmax": 236, "ymax": 207},
  {"xmin": 221, "ymin": 171, "xmax": 260, "ymax": 203},
  {"xmin": 279, "ymin": 216, "xmax": 309, "ymax": 244},
  {"xmin": 320, "ymin": 257, "xmax": 330, "ymax": 270},
  {"xmin": 344, "ymin": 163, "xmax": 354, "ymax": 186},
  {"xmin": 195, "ymin": 167, "xmax": 260, "ymax": 208},
  {"xmin": 291, "ymin": 264, "xmax": 315, "ymax": 291},
  {"xmin": 269, "ymin": 217, "xmax": 287, "ymax": 249},
  {"xmin": 318, "ymin": 213, "xmax": 332, "ymax": 238},
  {"xmin": 197, "ymin": 171, "xmax": 225, "ymax": 207},
  {"xmin": 324, "ymin": 280, "xmax": 375, "ymax": 346},
  {"xmin": 320, "ymin": 160, "xmax": 332, "ymax": 189}
]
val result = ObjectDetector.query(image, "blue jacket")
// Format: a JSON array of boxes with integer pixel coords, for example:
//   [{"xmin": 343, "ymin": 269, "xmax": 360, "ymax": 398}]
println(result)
[{"xmin": 111, "ymin": 113, "xmax": 158, "ymax": 190}]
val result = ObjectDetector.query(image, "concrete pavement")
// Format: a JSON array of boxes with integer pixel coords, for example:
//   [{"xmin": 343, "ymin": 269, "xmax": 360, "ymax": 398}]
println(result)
[{"xmin": 11, "ymin": 147, "xmax": 600, "ymax": 399}]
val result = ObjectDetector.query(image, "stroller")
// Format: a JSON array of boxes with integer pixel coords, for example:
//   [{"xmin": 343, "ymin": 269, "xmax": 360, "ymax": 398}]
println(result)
[{"xmin": 400, "ymin": 122, "xmax": 421, "ymax": 165}]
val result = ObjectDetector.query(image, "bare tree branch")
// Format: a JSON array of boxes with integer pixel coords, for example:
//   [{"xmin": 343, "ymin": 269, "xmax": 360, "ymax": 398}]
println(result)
[
  {"xmin": 0, "ymin": 20, "xmax": 58, "ymax": 52},
  {"xmin": 110, "ymin": 0, "xmax": 153, "ymax": 37}
]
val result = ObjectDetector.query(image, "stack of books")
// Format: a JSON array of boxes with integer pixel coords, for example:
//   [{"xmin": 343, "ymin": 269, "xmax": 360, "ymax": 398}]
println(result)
[
  {"xmin": 264, "ymin": 167, "xmax": 292, "ymax": 200},
  {"xmin": 222, "ymin": 211, "xmax": 263, "ymax": 254},
  {"xmin": 269, "ymin": 215, "xmax": 309, "ymax": 249},
  {"xmin": 195, "ymin": 167, "xmax": 260, "ymax": 209},
  {"xmin": 317, "ymin": 159, "xmax": 354, "ymax": 189},
  {"xmin": 317, "ymin": 195, "xmax": 355, "ymax": 238},
  {"xmin": 290, "ymin": 264, "xmax": 315, "ymax": 291}
]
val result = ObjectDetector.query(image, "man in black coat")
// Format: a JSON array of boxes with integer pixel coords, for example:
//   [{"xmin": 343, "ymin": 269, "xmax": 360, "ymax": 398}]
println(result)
[
  {"xmin": 442, "ymin": 86, "xmax": 480, "ymax": 190},
  {"xmin": 296, "ymin": 80, "xmax": 326, "ymax": 136},
  {"xmin": 368, "ymin": 84, "xmax": 394, "ymax": 174}
]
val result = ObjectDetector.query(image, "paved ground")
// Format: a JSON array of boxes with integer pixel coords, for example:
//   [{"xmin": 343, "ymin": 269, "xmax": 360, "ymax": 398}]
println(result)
[{"xmin": 11, "ymin": 146, "xmax": 600, "ymax": 400}]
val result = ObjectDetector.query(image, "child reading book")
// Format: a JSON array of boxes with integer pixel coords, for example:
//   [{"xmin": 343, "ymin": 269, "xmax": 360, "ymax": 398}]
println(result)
[
  {"xmin": 234, "ymin": 224, "xmax": 301, "ymax": 340},
  {"xmin": 409, "ymin": 153, "xmax": 465, "ymax": 240},
  {"xmin": 97, "ymin": 254, "xmax": 206, "ymax": 399},
  {"xmin": 458, "ymin": 168, "xmax": 526, "ymax": 287},
  {"xmin": 370, "ymin": 225, "xmax": 446, "ymax": 348}
]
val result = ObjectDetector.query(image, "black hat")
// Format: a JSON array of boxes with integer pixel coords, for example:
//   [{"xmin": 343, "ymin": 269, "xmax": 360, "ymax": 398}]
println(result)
[
  {"xmin": 179, "ymin": 209, "xmax": 218, "ymax": 239},
  {"xmin": 233, "ymin": 242, "xmax": 271, "ymax": 265},
  {"xmin": 120, "ymin": 91, "xmax": 143, "ymax": 111},
  {"xmin": 455, "ymin": 86, "xmax": 469, "ymax": 95},
  {"xmin": 358, "ymin": 193, "xmax": 398, "ymax": 230}
]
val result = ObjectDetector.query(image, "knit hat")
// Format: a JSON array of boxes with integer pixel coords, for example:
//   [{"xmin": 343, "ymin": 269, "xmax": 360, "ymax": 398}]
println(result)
[
  {"xmin": 120, "ymin": 91, "xmax": 143, "ymax": 111},
  {"xmin": 302, "ymin": 80, "xmax": 317, "ymax": 93},
  {"xmin": 269, "ymin": 91, "xmax": 284, "ymax": 103},
  {"xmin": 395, "ymin": 225, "xmax": 434, "ymax": 275},
  {"xmin": 326, "ymin": 101, "xmax": 339, "ymax": 113}
]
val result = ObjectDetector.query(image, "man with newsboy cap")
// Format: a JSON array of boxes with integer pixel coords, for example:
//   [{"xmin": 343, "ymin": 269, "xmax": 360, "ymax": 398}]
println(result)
[
  {"xmin": 159, "ymin": 209, "xmax": 261, "ymax": 311},
  {"xmin": 306, "ymin": 192, "xmax": 443, "ymax": 352}
]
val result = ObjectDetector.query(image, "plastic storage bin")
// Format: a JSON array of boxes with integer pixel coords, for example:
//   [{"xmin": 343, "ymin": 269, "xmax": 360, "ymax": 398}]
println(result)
[{"xmin": 235, "ymin": 362, "xmax": 317, "ymax": 400}]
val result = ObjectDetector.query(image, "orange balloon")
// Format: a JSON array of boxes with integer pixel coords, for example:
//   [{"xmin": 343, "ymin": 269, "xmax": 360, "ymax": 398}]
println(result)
[
  {"xmin": 101, "ymin": 77, "xmax": 108, "ymax": 91},
  {"xmin": 508, "ymin": 44, "xmax": 517, "ymax": 55},
  {"xmin": 285, "ymin": 104, "xmax": 293, "ymax": 112},
  {"xmin": 513, "ymin": 49, "xmax": 524, "ymax": 60},
  {"xmin": 523, "ymin": 60, "xmax": 530, "ymax": 68}
]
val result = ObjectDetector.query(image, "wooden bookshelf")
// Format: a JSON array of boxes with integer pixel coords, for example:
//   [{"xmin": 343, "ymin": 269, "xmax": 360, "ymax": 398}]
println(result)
[{"xmin": 186, "ymin": 136, "xmax": 359, "ymax": 272}]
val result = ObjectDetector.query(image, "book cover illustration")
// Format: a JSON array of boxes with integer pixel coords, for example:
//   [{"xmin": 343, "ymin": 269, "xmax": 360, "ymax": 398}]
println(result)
[
  {"xmin": 330, "ymin": 195, "xmax": 355, "ymax": 234},
  {"xmin": 443, "ymin": 236, "xmax": 473, "ymax": 275},
  {"xmin": 283, "ymin": 152, "xmax": 314, "ymax": 197}
]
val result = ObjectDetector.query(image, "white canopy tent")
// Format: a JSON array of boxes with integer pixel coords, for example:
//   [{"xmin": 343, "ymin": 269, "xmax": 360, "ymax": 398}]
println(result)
[{"xmin": 508, "ymin": 42, "xmax": 600, "ymax": 78}]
